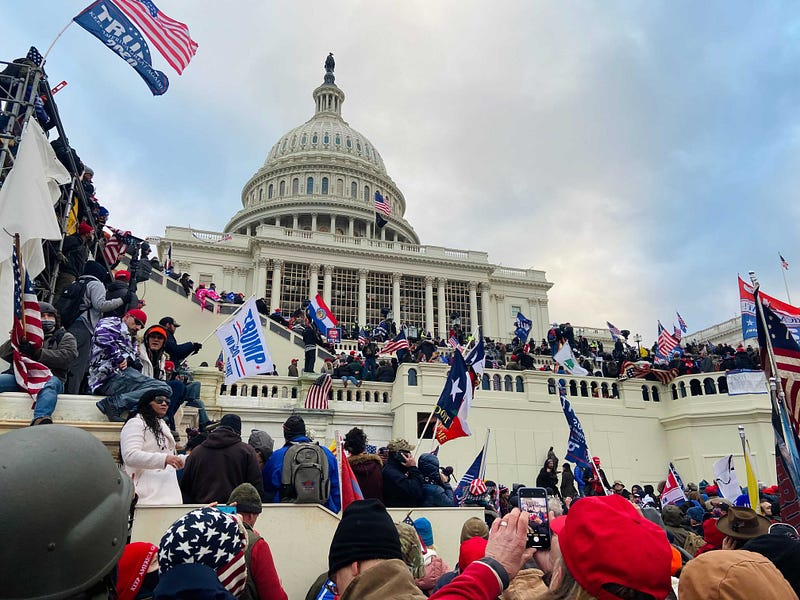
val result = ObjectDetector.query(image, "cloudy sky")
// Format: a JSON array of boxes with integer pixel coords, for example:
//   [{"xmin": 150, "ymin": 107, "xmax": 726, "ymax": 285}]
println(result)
[{"xmin": 6, "ymin": 1, "xmax": 799, "ymax": 345}]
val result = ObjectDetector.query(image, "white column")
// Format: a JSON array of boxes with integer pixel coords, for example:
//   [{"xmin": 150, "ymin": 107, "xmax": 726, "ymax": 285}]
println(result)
[
  {"xmin": 309, "ymin": 264, "xmax": 320, "ymax": 299},
  {"xmin": 424, "ymin": 276, "xmax": 434, "ymax": 337},
  {"xmin": 381, "ymin": 227, "xmax": 386, "ymax": 241},
  {"xmin": 358, "ymin": 269, "xmax": 368, "ymax": 327},
  {"xmin": 254, "ymin": 258, "xmax": 267, "ymax": 299},
  {"xmin": 269, "ymin": 259, "xmax": 283, "ymax": 311},
  {"xmin": 437, "ymin": 277, "xmax": 447, "ymax": 338},
  {"xmin": 392, "ymin": 272, "xmax": 401, "ymax": 326},
  {"xmin": 469, "ymin": 282, "xmax": 478, "ymax": 335},
  {"xmin": 495, "ymin": 294, "xmax": 506, "ymax": 340},
  {"xmin": 348, "ymin": 217, "xmax": 355, "ymax": 237},
  {"xmin": 480, "ymin": 283, "xmax": 491, "ymax": 337},
  {"xmin": 292, "ymin": 215, "xmax": 299, "ymax": 230},
  {"xmin": 323, "ymin": 265, "xmax": 333, "ymax": 306},
  {"xmin": 311, "ymin": 213, "xmax": 318, "ymax": 232}
]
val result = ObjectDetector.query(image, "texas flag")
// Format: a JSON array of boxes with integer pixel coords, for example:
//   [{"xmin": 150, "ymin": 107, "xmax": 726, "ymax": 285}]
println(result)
[
  {"xmin": 434, "ymin": 350, "xmax": 473, "ymax": 445},
  {"xmin": 307, "ymin": 293, "xmax": 338, "ymax": 335}
]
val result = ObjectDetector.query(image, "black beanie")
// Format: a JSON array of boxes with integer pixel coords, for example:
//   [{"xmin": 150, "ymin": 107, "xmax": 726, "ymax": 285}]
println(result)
[
  {"xmin": 328, "ymin": 499, "xmax": 402, "ymax": 576},
  {"xmin": 219, "ymin": 414, "xmax": 242, "ymax": 436},
  {"xmin": 283, "ymin": 415, "xmax": 306, "ymax": 440},
  {"xmin": 742, "ymin": 534, "xmax": 800, "ymax": 597}
]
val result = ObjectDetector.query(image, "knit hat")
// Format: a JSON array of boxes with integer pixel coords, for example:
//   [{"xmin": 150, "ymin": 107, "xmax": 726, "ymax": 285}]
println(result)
[
  {"xmin": 413, "ymin": 517, "xmax": 434, "ymax": 547},
  {"xmin": 679, "ymin": 550, "xmax": 797, "ymax": 600},
  {"xmin": 218, "ymin": 414, "xmax": 242, "ymax": 436},
  {"xmin": 387, "ymin": 438, "xmax": 414, "ymax": 453},
  {"xmin": 125, "ymin": 309, "xmax": 147, "ymax": 326},
  {"xmin": 396, "ymin": 522, "xmax": 425, "ymax": 578},
  {"xmin": 716, "ymin": 506, "xmax": 771, "ymax": 540},
  {"xmin": 559, "ymin": 494, "xmax": 673, "ymax": 600},
  {"xmin": 458, "ymin": 537, "xmax": 487, "ymax": 572},
  {"xmin": 469, "ymin": 478, "xmax": 488, "ymax": 495},
  {"xmin": 248, "ymin": 429, "xmax": 275, "ymax": 453},
  {"xmin": 742, "ymin": 534, "xmax": 800, "ymax": 597},
  {"xmin": 116, "ymin": 542, "xmax": 158, "ymax": 600},
  {"xmin": 328, "ymin": 499, "xmax": 402, "ymax": 576},
  {"xmin": 687, "ymin": 506, "xmax": 705, "ymax": 522},
  {"xmin": 460, "ymin": 516, "xmax": 489, "ymax": 542},
  {"xmin": 158, "ymin": 508, "xmax": 248, "ymax": 596},
  {"xmin": 661, "ymin": 504, "xmax": 684, "ymax": 527},
  {"xmin": 38, "ymin": 302, "xmax": 56, "ymax": 316},
  {"xmin": 114, "ymin": 270, "xmax": 131, "ymax": 282},
  {"xmin": 702, "ymin": 518, "xmax": 726, "ymax": 549},
  {"xmin": 78, "ymin": 222, "xmax": 94, "ymax": 236},
  {"xmin": 227, "ymin": 483, "xmax": 262, "ymax": 514},
  {"xmin": 283, "ymin": 415, "xmax": 306, "ymax": 440}
]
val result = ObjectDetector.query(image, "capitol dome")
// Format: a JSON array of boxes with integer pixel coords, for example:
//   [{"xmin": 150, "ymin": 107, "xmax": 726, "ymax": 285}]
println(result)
[{"xmin": 225, "ymin": 58, "xmax": 419, "ymax": 244}]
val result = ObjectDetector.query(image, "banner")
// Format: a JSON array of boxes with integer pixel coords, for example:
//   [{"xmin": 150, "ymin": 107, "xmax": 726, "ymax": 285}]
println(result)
[
  {"xmin": 726, "ymin": 369, "xmax": 768, "ymax": 395},
  {"xmin": 74, "ymin": 1, "xmax": 169, "ymax": 95},
  {"xmin": 739, "ymin": 276, "xmax": 800, "ymax": 341},
  {"xmin": 215, "ymin": 299, "xmax": 273, "ymax": 384},
  {"xmin": 559, "ymin": 380, "xmax": 591, "ymax": 469},
  {"xmin": 712, "ymin": 455, "xmax": 743, "ymax": 500}
]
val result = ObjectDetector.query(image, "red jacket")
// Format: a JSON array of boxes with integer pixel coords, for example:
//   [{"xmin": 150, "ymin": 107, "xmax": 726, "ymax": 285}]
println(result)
[{"xmin": 428, "ymin": 560, "xmax": 503, "ymax": 600}]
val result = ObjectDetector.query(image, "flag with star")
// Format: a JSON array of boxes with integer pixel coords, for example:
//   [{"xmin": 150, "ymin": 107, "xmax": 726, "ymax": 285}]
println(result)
[{"xmin": 433, "ymin": 349, "xmax": 473, "ymax": 444}]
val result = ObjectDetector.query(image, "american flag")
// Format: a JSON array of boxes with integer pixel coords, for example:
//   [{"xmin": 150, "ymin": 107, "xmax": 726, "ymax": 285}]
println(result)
[
  {"xmin": 781, "ymin": 254, "xmax": 790, "ymax": 271},
  {"xmin": 380, "ymin": 330, "xmax": 409, "ymax": 355},
  {"xmin": 11, "ymin": 245, "xmax": 52, "ymax": 399},
  {"xmin": 305, "ymin": 373, "xmax": 332, "ymax": 410},
  {"xmin": 102, "ymin": 227, "xmax": 129, "ymax": 265},
  {"xmin": 672, "ymin": 324, "xmax": 682, "ymax": 341},
  {"xmin": 657, "ymin": 321, "xmax": 679, "ymax": 357},
  {"xmin": 607, "ymin": 321, "xmax": 622, "ymax": 341},
  {"xmin": 469, "ymin": 478, "xmax": 487, "ymax": 496},
  {"xmin": 374, "ymin": 191, "xmax": 391, "ymax": 216},
  {"xmin": 447, "ymin": 335, "xmax": 462, "ymax": 352},
  {"xmin": 676, "ymin": 312, "xmax": 688, "ymax": 333},
  {"xmin": 163, "ymin": 243, "xmax": 173, "ymax": 271},
  {"xmin": 113, "ymin": 0, "xmax": 198, "ymax": 75},
  {"xmin": 26, "ymin": 46, "xmax": 44, "ymax": 66},
  {"xmin": 365, "ymin": 443, "xmax": 377, "ymax": 455},
  {"xmin": 358, "ymin": 328, "xmax": 367, "ymax": 347},
  {"xmin": 618, "ymin": 360, "xmax": 678, "ymax": 385}
]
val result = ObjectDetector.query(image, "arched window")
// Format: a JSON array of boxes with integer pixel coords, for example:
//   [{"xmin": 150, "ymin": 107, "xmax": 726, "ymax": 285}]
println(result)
[
  {"xmin": 651, "ymin": 386, "xmax": 660, "ymax": 402},
  {"xmin": 364, "ymin": 185, "xmax": 370, "ymax": 201},
  {"xmin": 323, "ymin": 133, "xmax": 329, "ymax": 144},
  {"xmin": 346, "ymin": 137, "xmax": 352, "ymax": 148},
  {"xmin": 351, "ymin": 181, "xmax": 357, "ymax": 198},
  {"xmin": 704, "ymin": 377, "xmax": 716, "ymax": 395},
  {"xmin": 579, "ymin": 381, "xmax": 588, "ymax": 397},
  {"xmin": 407, "ymin": 369, "xmax": 418, "ymax": 386},
  {"xmin": 690, "ymin": 379, "xmax": 702, "ymax": 396},
  {"xmin": 671, "ymin": 384, "xmax": 678, "ymax": 400},
  {"xmin": 267, "ymin": 184, "xmax": 273, "ymax": 199},
  {"xmin": 569, "ymin": 381, "xmax": 578, "ymax": 396},
  {"xmin": 279, "ymin": 180, "xmax": 285, "ymax": 196},
  {"xmin": 515, "ymin": 376, "xmax": 524, "ymax": 392},
  {"xmin": 312, "ymin": 133, "xmax": 318, "ymax": 144},
  {"xmin": 306, "ymin": 177, "xmax": 314, "ymax": 195},
  {"xmin": 258, "ymin": 188, "xmax": 263, "ymax": 202},
  {"xmin": 641, "ymin": 385, "xmax": 650, "ymax": 401},
  {"xmin": 611, "ymin": 383, "xmax": 619, "ymax": 398},
  {"xmin": 482, "ymin": 374, "xmax": 490, "ymax": 390},
  {"xmin": 504, "ymin": 375, "xmax": 512, "ymax": 391},
  {"xmin": 321, "ymin": 177, "xmax": 329, "ymax": 195},
  {"xmin": 492, "ymin": 374, "xmax": 501, "ymax": 391},
  {"xmin": 679, "ymin": 381, "xmax": 687, "ymax": 398},
  {"xmin": 335, "ymin": 135, "xmax": 341, "ymax": 145},
  {"xmin": 547, "ymin": 378, "xmax": 556, "ymax": 394},
  {"xmin": 336, "ymin": 178, "xmax": 344, "ymax": 195},
  {"xmin": 292, "ymin": 178, "xmax": 299, "ymax": 194},
  {"xmin": 601, "ymin": 382, "xmax": 609, "ymax": 398},
  {"xmin": 717, "ymin": 377, "xmax": 729, "ymax": 394}
]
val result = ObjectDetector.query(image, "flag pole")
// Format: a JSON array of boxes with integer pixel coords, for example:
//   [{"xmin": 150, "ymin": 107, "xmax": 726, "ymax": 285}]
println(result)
[
  {"xmin": 42, "ymin": 19, "xmax": 77, "ymax": 62},
  {"xmin": 479, "ymin": 428, "xmax": 491, "ymax": 480},
  {"xmin": 197, "ymin": 295, "xmax": 257, "ymax": 345},
  {"xmin": 414, "ymin": 410, "xmax": 437, "ymax": 460},
  {"xmin": 781, "ymin": 259, "xmax": 793, "ymax": 305},
  {"xmin": 738, "ymin": 425, "xmax": 760, "ymax": 513},
  {"xmin": 13, "ymin": 234, "xmax": 25, "ymax": 332}
]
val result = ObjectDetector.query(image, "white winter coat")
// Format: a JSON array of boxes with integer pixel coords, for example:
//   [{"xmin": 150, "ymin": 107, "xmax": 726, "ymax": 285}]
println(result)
[{"xmin": 120, "ymin": 415, "xmax": 184, "ymax": 505}]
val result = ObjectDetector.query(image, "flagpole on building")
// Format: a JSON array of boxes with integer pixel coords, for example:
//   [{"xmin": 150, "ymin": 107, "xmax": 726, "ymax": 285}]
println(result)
[
  {"xmin": 414, "ymin": 410, "xmax": 438, "ymax": 460},
  {"xmin": 781, "ymin": 259, "xmax": 793, "ymax": 305}
]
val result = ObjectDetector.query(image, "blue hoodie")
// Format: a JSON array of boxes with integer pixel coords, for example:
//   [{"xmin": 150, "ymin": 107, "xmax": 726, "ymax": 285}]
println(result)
[{"xmin": 154, "ymin": 563, "xmax": 236, "ymax": 600}]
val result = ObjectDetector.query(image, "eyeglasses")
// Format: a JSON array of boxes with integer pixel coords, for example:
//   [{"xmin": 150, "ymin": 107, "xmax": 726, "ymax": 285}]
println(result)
[
  {"xmin": 151, "ymin": 397, "xmax": 170, "ymax": 405},
  {"xmin": 769, "ymin": 522, "xmax": 799, "ymax": 541}
]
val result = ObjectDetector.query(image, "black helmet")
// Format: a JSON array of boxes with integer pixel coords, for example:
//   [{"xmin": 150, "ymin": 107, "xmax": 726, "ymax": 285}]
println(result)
[{"xmin": 0, "ymin": 425, "xmax": 134, "ymax": 598}]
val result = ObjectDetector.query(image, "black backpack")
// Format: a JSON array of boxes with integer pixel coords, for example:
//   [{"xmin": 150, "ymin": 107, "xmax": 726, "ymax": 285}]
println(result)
[
  {"xmin": 280, "ymin": 441, "xmax": 330, "ymax": 505},
  {"xmin": 56, "ymin": 277, "xmax": 90, "ymax": 328}
]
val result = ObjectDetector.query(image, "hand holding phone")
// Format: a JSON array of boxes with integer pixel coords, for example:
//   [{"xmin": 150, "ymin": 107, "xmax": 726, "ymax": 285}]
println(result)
[{"xmin": 518, "ymin": 487, "xmax": 551, "ymax": 549}]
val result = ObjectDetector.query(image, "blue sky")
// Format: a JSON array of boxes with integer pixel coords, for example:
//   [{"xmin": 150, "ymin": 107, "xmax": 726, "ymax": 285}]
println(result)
[{"xmin": 5, "ymin": 1, "xmax": 799, "ymax": 346}]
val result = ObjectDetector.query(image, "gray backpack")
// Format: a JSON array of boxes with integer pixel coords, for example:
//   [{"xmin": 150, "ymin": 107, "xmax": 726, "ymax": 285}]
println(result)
[{"xmin": 280, "ymin": 441, "xmax": 330, "ymax": 504}]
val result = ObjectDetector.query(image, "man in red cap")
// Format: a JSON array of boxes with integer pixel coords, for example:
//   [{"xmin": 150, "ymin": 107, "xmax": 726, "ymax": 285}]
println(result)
[
  {"xmin": 89, "ymin": 309, "xmax": 172, "ymax": 422},
  {"xmin": 54, "ymin": 221, "xmax": 94, "ymax": 298}
]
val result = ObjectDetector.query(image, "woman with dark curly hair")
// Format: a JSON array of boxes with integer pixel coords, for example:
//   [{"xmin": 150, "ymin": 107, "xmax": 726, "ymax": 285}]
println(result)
[
  {"xmin": 120, "ymin": 389, "xmax": 184, "ymax": 505},
  {"xmin": 344, "ymin": 427, "xmax": 384, "ymax": 502}
]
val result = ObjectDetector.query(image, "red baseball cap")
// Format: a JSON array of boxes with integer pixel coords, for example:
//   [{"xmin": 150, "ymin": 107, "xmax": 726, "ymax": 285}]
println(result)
[
  {"xmin": 125, "ymin": 309, "xmax": 147, "ymax": 326},
  {"xmin": 559, "ymin": 495, "xmax": 672, "ymax": 600},
  {"xmin": 114, "ymin": 270, "xmax": 131, "ymax": 282},
  {"xmin": 116, "ymin": 542, "xmax": 158, "ymax": 600}
]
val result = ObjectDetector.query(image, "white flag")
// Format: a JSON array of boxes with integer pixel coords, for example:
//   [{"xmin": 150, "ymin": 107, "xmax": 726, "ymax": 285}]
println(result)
[
  {"xmin": 215, "ymin": 298, "xmax": 273, "ymax": 385},
  {"xmin": 554, "ymin": 343, "xmax": 589, "ymax": 375},
  {"xmin": 712, "ymin": 455, "xmax": 743, "ymax": 500}
]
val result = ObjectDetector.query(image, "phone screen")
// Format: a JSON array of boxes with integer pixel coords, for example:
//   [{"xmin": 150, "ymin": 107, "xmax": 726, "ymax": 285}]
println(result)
[
  {"xmin": 215, "ymin": 505, "xmax": 237, "ymax": 514},
  {"xmin": 518, "ymin": 487, "xmax": 551, "ymax": 549}
]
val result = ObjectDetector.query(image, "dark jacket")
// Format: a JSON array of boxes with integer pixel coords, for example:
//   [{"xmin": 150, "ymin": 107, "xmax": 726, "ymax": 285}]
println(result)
[
  {"xmin": 180, "ymin": 427, "xmax": 265, "ymax": 504},
  {"xmin": 535, "ymin": 468, "xmax": 558, "ymax": 495},
  {"xmin": 348, "ymin": 453, "xmax": 385, "ymax": 502},
  {"xmin": 165, "ymin": 331, "xmax": 196, "ymax": 365},
  {"xmin": 418, "ymin": 453, "xmax": 455, "ymax": 507},
  {"xmin": 560, "ymin": 467, "xmax": 578, "ymax": 498},
  {"xmin": 154, "ymin": 563, "xmax": 237, "ymax": 600},
  {"xmin": 105, "ymin": 280, "xmax": 138, "ymax": 318},
  {"xmin": 61, "ymin": 233, "xmax": 89, "ymax": 277},
  {"xmin": 0, "ymin": 327, "xmax": 77, "ymax": 383},
  {"xmin": 382, "ymin": 455, "xmax": 424, "ymax": 507},
  {"xmin": 375, "ymin": 364, "xmax": 395, "ymax": 382}
]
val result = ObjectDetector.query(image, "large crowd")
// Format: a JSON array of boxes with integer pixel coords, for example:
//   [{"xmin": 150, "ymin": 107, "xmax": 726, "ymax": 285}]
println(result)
[{"xmin": 3, "ymin": 420, "xmax": 798, "ymax": 600}]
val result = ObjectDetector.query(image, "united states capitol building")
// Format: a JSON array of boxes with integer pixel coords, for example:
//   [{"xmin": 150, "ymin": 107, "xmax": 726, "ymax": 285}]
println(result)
[{"xmin": 158, "ymin": 58, "xmax": 553, "ymax": 342}]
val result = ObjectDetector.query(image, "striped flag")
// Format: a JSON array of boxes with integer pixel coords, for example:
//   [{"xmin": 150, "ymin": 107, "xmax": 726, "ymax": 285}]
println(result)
[
  {"xmin": 672, "ymin": 324, "xmax": 682, "ymax": 341},
  {"xmin": 380, "ymin": 329, "xmax": 409, "ymax": 355},
  {"xmin": 657, "ymin": 321, "xmax": 679, "ymax": 357},
  {"xmin": 454, "ymin": 444, "xmax": 486, "ymax": 506},
  {"xmin": 102, "ymin": 227, "xmax": 131, "ymax": 266},
  {"xmin": 618, "ymin": 360, "xmax": 679, "ymax": 385},
  {"xmin": 112, "ymin": 0, "xmax": 198, "ymax": 75},
  {"xmin": 163, "ymin": 243, "xmax": 173, "ymax": 271},
  {"xmin": 374, "ymin": 191, "xmax": 391, "ymax": 216},
  {"xmin": 447, "ymin": 334, "xmax": 462, "ymax": 352},
  {"xmin": 661, "ymin": 463, "xmax": 688, "ymax": 506},
  {"xmin": 607, "ymin": 321, "xmax": 623, "ymax": 341},
  {"xmin": 305, "ymin": 373, "xmax": 332, "ymax": 410},
  {"xmin": 11, "ymin": 245, "xmax": 52, "ymax": 399},
  {"xmin": 358, "ymin": 328, "xmax": 367, "ymax": 348},
  {"xmin": 677, "ymin": 312, "xmax": 688, "ymax": 333},
  {"xmin": 781, "ymin": 254, "xmax": 790, "ymax": 271}
]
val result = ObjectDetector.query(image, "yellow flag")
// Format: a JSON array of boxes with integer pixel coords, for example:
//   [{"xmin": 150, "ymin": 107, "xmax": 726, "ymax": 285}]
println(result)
[
  {"xmin": 743, "ymin": 442, "xmax": 759, "ymax": 512},
  {"xmin": 65, "ymin": 196, "xmax": 79, "ymax": 235}
]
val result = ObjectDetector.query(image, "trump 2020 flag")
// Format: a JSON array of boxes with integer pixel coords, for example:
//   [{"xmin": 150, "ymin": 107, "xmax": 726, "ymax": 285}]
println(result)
[
  {"xmin": 514, "ymin": 312, "xmax": 532, "ymax": 342},
  {"xmin": 308, "ymin": 293, "xmax": 338, "ymax": 336},
  {"xmin": 433, "ymin": 349, "xmax": 473, "ymax": 445},
  {"xmin": 558, "ymin": 380, "xmax": 591, "ymax": 470},
  {"xmin": 554, "ymin": 343, "xmax": 588, "ymax": 376},
  {"xmin": 454, "ymin": 446, "xmax": 485, "ymax": 506},
  {"xmin": 74, "ymin": 1, "xmax": 169, "ymax": 95},
  {"xmin": 215, "ymin": 298, "xmax": 273, "ymax": 385},
  {"xmin": 662, "ymin": 463, "xmax": 687, "ymax": 506}
]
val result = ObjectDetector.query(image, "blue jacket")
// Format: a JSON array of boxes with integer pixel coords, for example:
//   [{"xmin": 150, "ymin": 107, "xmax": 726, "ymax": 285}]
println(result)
[
  {"xmin": 154, "ymin": 563, "xmax": 237, "ymax": 600},
  {"xmin": 418, "ymin": 453, "xmax": 455, "ymax": 507},
  {"xmin": 263, "ymin": 435, "xmax": 341, "ymax": 513},
  {"xmin": 165, "ymin": 331, "xmax": 196, "ymax": 365}
]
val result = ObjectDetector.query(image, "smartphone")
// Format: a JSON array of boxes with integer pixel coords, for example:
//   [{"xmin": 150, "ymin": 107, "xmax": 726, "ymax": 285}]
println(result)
[
  {"xmin": 518, "ymin": 487, "xmax": 551, "ymax": 549},
  {"xmin": 216, "ymin": 505, "xmax": 237, "ymax": 514}
]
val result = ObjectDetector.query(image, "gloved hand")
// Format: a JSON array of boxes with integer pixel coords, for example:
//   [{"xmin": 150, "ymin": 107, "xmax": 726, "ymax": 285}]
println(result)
[
  {"xmin": 18, "ymin": 339, "xmax": 40, "ymax": 359},
  {"xmin": 192, "ymin": 342, "xmax": 203, "ymax": 354}
]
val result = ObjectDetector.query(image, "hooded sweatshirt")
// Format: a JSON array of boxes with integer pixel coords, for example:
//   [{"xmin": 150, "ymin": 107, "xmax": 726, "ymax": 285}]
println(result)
[{"xmin": 348, "ymin": 452, "xmax": 384, "ymax": 502}]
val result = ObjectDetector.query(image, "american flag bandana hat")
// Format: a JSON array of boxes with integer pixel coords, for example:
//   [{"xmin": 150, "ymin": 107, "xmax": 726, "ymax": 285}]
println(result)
[
  {"xmin": 158, "ymin": 507, "xmax": 248, "ymax": 596},
  {"xmin": 469, "ymin": 478, "xmax": 488, "ymax": 496}
]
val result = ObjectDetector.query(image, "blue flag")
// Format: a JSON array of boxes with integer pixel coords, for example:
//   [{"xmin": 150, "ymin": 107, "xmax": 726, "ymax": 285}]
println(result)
[
  {"xmin": 514, "ymin": 312, "xmax": 532, "ymax": 342},
  {"xmin": 454, "ymin": 447, "xmax": 484, "ymax": 506},
  {"xmin": 558, "ymin": 379, "xmax": 591, "ymax": 469},
  {"xmin": 464, "ymin": 338, "xmax": 486, "ymax": 375},
  {"xmin": 434, "ymin": 350, "xmax": 471, "ymax": 429},
  {"xmin": 74, "ymin": 1, "xmax": 169, "ymax": 95}
]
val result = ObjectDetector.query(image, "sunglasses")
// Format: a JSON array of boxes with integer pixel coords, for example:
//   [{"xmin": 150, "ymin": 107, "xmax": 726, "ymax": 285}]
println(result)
[
  {"xmin": 133, "ymin": 318, "xmax": 144, "ymax": 328},
  {"xmin": 151, "ymin": 397, "xmax": 170, "ymax": 405}
]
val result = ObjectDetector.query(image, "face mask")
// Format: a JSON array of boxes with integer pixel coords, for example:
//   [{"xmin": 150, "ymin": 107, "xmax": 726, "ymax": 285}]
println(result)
[{"xmin": 41, "ymin": 320, "xmax": 56, "ymax": 334}]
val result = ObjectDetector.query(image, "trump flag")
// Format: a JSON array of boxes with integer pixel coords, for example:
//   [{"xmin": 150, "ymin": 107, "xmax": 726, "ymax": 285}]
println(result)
[{"xmin": 215, "ymin": 299, "xmax": 273, "ymax": 385}]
